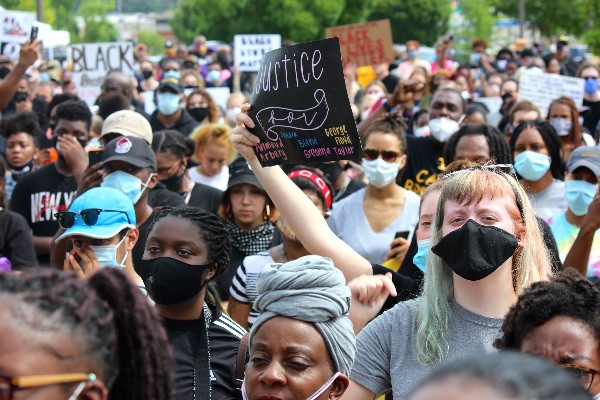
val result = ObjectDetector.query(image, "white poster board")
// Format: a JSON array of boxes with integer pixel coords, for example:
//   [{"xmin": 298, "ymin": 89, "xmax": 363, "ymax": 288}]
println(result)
[
  {"xmin": 70, "ymin": 42, "xmax": 134, "ymax": 107},
  {"xmin": 205, "ymin": 87, "xmax": 231, "ymax": 111},
  {"xmin": 476, "ymin": 97, "xmax": 503, "ymax": 127},
  {"xmin": 234, "ymin": 34, "xmax": 282, "ymax": 72},
  {"xmin": 518, "ymin": 71, "xmax": 585, "ymax": 115},
  {"xmin": 0, "ymin": 10, "xmax": 35, "ymax": 43}
]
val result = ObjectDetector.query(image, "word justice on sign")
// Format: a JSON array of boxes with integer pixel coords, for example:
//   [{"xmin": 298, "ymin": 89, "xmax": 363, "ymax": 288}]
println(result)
[{"xmin": 254, "ymin": 49, "xmax": 323, "ymax": 94}]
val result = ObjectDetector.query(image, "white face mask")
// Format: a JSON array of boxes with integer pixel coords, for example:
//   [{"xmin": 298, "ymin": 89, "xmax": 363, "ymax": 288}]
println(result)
[
  {"xmin": 428, "ymin": 117, "xmax": 460, "ymax": 143},
  {"xmin": 242, "ymin": 372, "xmax": 341, "ymax": 400},
  {"xmin": 90, "ymin": 234, "xmax": 128, "ymax": 268},
  {"xmin": 362, "ymin": 157, "xmax": 399, "ymax": 189}
]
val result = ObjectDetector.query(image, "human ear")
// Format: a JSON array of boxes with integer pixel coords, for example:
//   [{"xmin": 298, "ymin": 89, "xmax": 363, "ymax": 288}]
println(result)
[
  {"xmin": 204, "ymin": 263, "xmax": 217, "ymax": 282},
  {"xmin": 147, "ymin": 172, "xmax": 159, "ymax": 189},
  {"xmin": 398, "ymin": 154, "xmax": 408, "ymax": 170},
  {"xmin": 126, "ymin": 228, "xmax": 140, "ymax": 250},
  {"xmin": 329, "ymin": 374, "xmax": 350, "ymax": 399},
  {"xmin": 76, "ymin": 379, "xmax": 108, "ymax": 400}
]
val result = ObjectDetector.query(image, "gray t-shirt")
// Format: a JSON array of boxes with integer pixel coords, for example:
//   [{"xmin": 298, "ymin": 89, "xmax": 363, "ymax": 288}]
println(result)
[
  {"xmin": 327, "ymin": 188, "xmax": 420, "ymax": 264},
  {"xmin": 350, "ymin": 298, "xmax": 503, "ymax": 399},
  {"xmin": 527, "ymin": 179, "xmax": 567, "ymax": 220}
]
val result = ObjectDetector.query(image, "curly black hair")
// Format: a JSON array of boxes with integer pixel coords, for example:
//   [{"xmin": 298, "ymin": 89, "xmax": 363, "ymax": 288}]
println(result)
[
  {"xmin": 55, "ymin": 99, "xmax": 92, "ymax": 131},
  {"xmin": 495, "ymin": 269, "xmax": 600, "ymax": 350},
  {"xmin": 444, "ymin": 123, "xmax": 511, "ymax": 165},
  {"xmin": 0, "ymin": 268, "xmax": 172, "ymax": 400},
  {"xmin": 46, "ymin": 93, "xmax": 80, "ymax": 120},
  {"xmin": 363, "ymin": 111, "xmax": 408, "ymax": 154},
  {"xmin": 0, "ymin": 110, "xmax": 42, "ymax": 146},
  {"xmin": 152, "ymin": 129, "xmax": 196, "ymax": 159}
]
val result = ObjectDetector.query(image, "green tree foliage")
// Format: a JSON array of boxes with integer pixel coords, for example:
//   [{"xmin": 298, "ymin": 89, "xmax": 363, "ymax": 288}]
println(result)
[
  {"xmin": 138, "ymin": 29, "xmax": 164, "ymax": 55},
  {"xmin": 170, "ymin": 0, "xmax": 449, "ymax": 45},
  {"xmin": 74, "ymin": 0, "xmax": 117, "ymax": 43},
  {"xmin": 368, "ymin": 0, "xmax": 451, "ymax": 45},
  {"xmin": 459, "ymin": 0, "xmax": 497, "ymax": 42}
]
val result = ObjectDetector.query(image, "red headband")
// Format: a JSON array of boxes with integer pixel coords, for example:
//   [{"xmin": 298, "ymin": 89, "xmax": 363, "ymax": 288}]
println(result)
[{"xmin": 288, "ymin": 170, "xmax": 332, "ymax": 210}]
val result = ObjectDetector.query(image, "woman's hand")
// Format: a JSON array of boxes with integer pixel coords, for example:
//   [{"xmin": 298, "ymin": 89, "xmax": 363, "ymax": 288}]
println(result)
[
  {"xmin": 63, "ymin": 247, "xmax": 100, "ymax": 278},
  {"xmin": 231, "ymin": 103, "xmax": 260, "ymax": 163},
  {"xmin": 385, "ymin": 236, "xmax": 409, "ymax": 263},
  {"xmin": 348, "ymin": 273, "xmax": 396, "ymax": 334}
]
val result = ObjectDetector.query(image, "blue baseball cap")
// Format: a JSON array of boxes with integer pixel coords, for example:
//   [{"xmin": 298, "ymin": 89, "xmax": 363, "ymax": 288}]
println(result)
[{"xmin": 55, "ymin": 187, "xmax": 136, "ymax": 242}]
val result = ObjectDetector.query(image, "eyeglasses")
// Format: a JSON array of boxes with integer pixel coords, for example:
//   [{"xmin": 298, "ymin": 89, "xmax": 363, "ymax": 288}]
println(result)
[
  {"xmin": 561, "ymin": 364, "xmax": 600, "ymax": 390},
  {"xmin": 0, "ymin": 373, "xmax": 94, "ymax": 400},
  {"xmin": 157, "ymin": 160, "xmax": 182, "ymax": 175},
  {"xmin": 54, "ymin": 209, "xmax": 132, "ymax": 229},
  {"xmin": 583, "ymin": 76, "xmax": 598, "ymax": 81},
  {"xmin": 363, "ymin": 148, "xmax": 400, "ymax": 162}
]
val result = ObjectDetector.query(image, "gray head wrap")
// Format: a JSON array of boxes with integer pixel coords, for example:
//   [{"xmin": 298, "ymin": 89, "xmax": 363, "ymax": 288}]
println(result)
[{"xmin": 249, "ymin": 255, "xmax": 356, "ymax": 376}]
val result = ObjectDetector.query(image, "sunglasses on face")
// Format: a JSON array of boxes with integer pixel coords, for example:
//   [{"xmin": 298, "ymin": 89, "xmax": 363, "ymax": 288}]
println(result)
[
  {"xmin": 54, "ymin": 209, "xmax": 131, "ymax": 229},
  {"xmin": 363, "ymin": 148, "xmax": 400, "ymax": 162}
]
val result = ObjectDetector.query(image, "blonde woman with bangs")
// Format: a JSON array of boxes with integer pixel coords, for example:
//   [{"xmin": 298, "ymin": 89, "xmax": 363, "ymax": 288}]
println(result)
[{"xmin": 231, "ymin": 106, "xmax": 551, "ymax": 400}]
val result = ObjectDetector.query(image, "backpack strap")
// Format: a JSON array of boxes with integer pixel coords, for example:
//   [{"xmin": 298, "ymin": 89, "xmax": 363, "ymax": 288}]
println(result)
[{"xmin": 235, "ymin": 332, "xmax": 250, "ymax": 390}]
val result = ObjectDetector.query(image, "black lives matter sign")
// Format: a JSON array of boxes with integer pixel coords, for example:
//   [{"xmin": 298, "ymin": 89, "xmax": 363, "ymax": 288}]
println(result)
[{"xmin": 248, "ymin": 38, "xmax": 363, "ymax": 167}]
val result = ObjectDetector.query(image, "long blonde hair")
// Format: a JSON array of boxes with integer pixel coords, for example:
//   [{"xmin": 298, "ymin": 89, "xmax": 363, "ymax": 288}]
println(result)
[{"xmin": 416, "ymin": 168, "xmax": 551, "ymax": 364}]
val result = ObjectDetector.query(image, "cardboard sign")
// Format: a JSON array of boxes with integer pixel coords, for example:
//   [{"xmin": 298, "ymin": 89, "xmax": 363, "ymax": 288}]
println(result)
[
  {"xmin": 234, "ymin": 34, "xmax": 282, "ymax": 72},
  {"xmin": 475, "ymin": 97, "xmax": 503, "ymax": 127},
  {"xmin": 248, "ymin": 38, "xmax": 362, "ymax": 166},
  {"xmin": 518, "ymin": 71, "xmax": 585, "ymax": 115},
  {"xmin": 325, "ymin": 19, "xmax": 394, "ymax": 67},
  {"xmin": 70, "ymin": 42, "xmax": 134, "ymax": 107},
  {"xmin": 0, "ymin": 10, "xmax": 35, "ymax": 44},
  {"xmin": 206, "ymin": 87, "xmax": 231, "ymax": 111}
]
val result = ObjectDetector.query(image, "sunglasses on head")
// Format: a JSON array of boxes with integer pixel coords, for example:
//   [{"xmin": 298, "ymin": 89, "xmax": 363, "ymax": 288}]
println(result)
[
  {"xmin": 54, "ymin": 209, "xmax": 131, "ymax": 229},
  {"xmin": 363, "ymin": 148, "xmax": 400, "ymax": 162}
]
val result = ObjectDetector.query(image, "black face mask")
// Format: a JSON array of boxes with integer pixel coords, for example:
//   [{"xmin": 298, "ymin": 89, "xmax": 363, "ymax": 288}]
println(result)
[
  {"xmin": 98, "ymin": 94, "xmax": 129, "ymax": 120},
  {"xmin": 317, "ymin": 162, "xmax": 343, "ymax": 183},
  {"xmin": 188, "ymin": 107, "xmax": 209, "ymax": 122},
  {"xmin": 162, "ymin": 172, "xmax": 184, "ymax": 192},
  {"xmin": 142, "ymin": 70, "xmax": 153, "ymax": 80},
  {"xmin": 135, "ymin": 256, "xmax": 212, "ymax": 305},
  {"xmin": 431, "ymin": 219, "xmax": 519, "ymax": 281},
  {"xmin": 9, "ymin": 159, "xmax": 34, "ymax": 181}
]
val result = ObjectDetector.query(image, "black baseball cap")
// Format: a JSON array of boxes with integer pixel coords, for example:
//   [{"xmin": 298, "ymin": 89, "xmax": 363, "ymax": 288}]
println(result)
[
  {"xmin": 158, "ymin": 76, "xmax": 183, "ymax": 93},
  {"xmin": 102, "ymin": 136, "xmax": 157, "ymax": 171},
  {"xmin": 226, "ymin": 156, "xmax": 263, "ymax": 190}
]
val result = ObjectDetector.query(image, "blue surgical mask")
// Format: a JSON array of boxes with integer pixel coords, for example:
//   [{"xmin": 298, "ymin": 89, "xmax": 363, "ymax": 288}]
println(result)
[
  {"xmin": 406, "ymin": 50, "xmax": 416, "ymax": 60},
  {"xmin": 514, "ymin": 150, "xmax": 551, "ymax": 181},
  {"xmin": 414, "ymin": 125, "xmax": 429, "ymax": 137},
  {"xmin": 413, "ymin": 239, "xmax": 429, "ymax": 273},
  {"xmin": 471, "ymin": 53, "xmax": 481, "ymax": 64},
  {"xmin": 566, "ymin": 179, "xmax": 597, "ymax": 216},
  {"xmin": 38, "ymin": 72, "xmax": 50, "ymax": 81},
  {"xmin": 157, "ymin": 92, "xmax": 181, "ymax": 115},
  {"xmin": 91, "ymin": 234, "xmax": 128, "ymax": 268},
  {"xmin": 207, "ymin": 69, "xmax": 221, "ymax": 82},
  {"xmin": 585, "ymin": 78, "xmax": 599, "ymax": 95},
  {"xmin": 101, "ymin": 170, "xmax": 152, "ymax": 204},
  {"xmin": 87, "ymin": 137, "xmax": 101, "ymax": 148},
  {"xmin": 549, "ymin": 118, "xmax": 573, "ymax": 136},
  {"xmin": 163, "ymin": 70, "xmax": 181, "ymax": 80},
  {"xmin": 362, "ymin": 157, "xmax": 399, "ymax": 189}
]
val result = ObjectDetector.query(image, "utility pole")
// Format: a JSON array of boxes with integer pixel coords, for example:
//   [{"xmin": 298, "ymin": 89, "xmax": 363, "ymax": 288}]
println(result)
[
  {"xmin": 36, "ymin": 0, "xmax": 44, "ymax": 22},
  {"xmin": 518, "ymin": 0, "xmax": 525, "ymax": 38}
]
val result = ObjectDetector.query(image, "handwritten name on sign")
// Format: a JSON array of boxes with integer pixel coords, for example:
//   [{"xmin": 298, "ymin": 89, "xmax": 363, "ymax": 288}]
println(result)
[
  {"xmin": 234, "ymin": 34, "xmax": 282, "ymax": 72},
  {"xmin": 71, "ymin": 42, "xmax": 134, "ymax": 107},
  {"xmin": 248, "ymin": 38, "xmax": 363, "ymax": 167},
  {"xmin": 325, "ymin": 19, "xmax": 394, "ymax": 67},
  {"xmin": 518, "ymin": 71, "xmax": 585, "ymax": 115}
]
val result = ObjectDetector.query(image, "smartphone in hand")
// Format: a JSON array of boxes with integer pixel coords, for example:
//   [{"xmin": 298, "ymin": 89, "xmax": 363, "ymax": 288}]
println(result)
[{"xmin": 30, "ymin": 26, "xmax": 38, "ymax": 42}]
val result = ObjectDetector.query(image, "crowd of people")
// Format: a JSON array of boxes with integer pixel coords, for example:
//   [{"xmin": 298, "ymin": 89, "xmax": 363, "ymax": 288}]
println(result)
[{"xmin": 1, "ymin": 29, "xmax": 600, "ymax": 400}]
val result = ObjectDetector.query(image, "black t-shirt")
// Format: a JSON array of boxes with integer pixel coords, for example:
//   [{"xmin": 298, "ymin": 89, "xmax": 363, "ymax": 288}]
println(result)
[
  {"xmin": 148, "ymin": 182, "xmax": 186, "ymax": 208},
  {"xmin": 381, "ymin": 73, "xmax": 400, "ymax": 94},
  {"xmin": 186, "ymin": 182, "xmax": 223, "ymax": 214},
  {"xmin": 583, "ymin": 98, "xmax": 600, "ymax": 137},
  {"xmin": 150, "ymin": 109, "xmax": 199, "ymax": 136},
  {"xmin": 372, "ymin": 263, "xmax": 422, "ymax": 313},
  {"xmin": 399, "ymin": 135, "xmax": 446, "ymax": 196},
  {"xmin": 132, "ymin": 209, "xmax": 158, "ymax": 268},
  {"xmin": 9, "ymin": 163, "xmax": 78, "ymax": 238},
  {"xmin": 164, "ymin": 304, "xmax": 245, "ymax": 400},
  {"xmin": 0, "ymin": 209, "xmax": 38, "ymax": 270}
]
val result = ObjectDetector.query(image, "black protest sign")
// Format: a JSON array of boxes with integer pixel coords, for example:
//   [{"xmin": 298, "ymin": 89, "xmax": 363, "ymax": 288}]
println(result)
[{"xmin": 248, "ymin": 38, "xmax": 363, "ymax": 166}]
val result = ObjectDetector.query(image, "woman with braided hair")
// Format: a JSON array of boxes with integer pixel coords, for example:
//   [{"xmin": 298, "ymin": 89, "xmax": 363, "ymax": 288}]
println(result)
[
  {"xmin": 135, "ymin": 205, "xmax": 246, "ymax": 400},
  {"xmin": 0, "ymin": 267, "xmax": 172, "ymax": 400},
  {"xmin": 327, "ymin": 112, "xmax": 420, "ymax": 266}
]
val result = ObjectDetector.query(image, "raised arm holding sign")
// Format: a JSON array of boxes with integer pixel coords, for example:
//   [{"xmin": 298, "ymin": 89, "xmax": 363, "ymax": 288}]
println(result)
[{"xmin": 247, "ymin": 38, "xmax": 363, "ymax": 166}]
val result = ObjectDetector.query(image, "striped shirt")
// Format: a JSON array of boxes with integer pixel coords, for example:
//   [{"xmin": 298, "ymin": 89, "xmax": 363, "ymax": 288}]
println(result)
[{"xmin": 229, "ymin": 251, "xmax": 274, "ymax": 327}]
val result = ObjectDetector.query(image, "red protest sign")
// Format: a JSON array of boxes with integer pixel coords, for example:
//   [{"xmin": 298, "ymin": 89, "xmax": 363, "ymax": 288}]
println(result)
[{"xmin": 325, "ymin": 19, "xmax": 394, "ymax": 67}]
